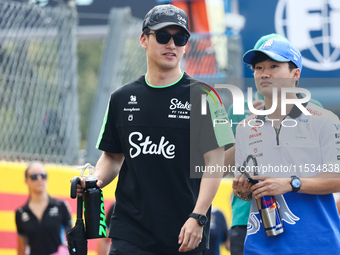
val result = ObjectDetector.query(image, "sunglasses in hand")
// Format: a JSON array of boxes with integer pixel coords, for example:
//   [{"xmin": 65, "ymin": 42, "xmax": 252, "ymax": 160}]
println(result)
[
  {"xmin": 146, "ymin": 31, "xmax": 189, "ymax": 46},
  {"xmin": 30, "ymin": 173, "xmax": 47, "ymax": 180}
]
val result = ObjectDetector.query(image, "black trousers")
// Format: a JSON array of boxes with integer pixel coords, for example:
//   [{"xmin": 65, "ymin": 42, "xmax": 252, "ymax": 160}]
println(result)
[
  {"xmin": 109, "ymin": 238, "xmax": 206, "ymax": 255},
  {"xmin": 229, "ymin": 225, "xmax": 247, "ymax": 255}
]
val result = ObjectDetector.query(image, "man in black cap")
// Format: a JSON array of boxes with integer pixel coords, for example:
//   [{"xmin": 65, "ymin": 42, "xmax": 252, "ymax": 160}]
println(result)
[{"xmin": 77, "ymin": 4, "xmax": 235, "ymax": 255}]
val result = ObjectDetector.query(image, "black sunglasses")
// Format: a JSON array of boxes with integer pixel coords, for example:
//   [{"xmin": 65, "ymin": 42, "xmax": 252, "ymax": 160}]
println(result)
[
  {"xmin": 30, "ymin": 173, "xmax": 47, "ymax": 180},
  {"xmin": 147, "ymin": 31, "xmax": 189, "ymax": 46}
]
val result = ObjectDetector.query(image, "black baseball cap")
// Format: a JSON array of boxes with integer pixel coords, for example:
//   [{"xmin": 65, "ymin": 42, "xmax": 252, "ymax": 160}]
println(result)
[{"xmin": 142, "ymin": 4, "xmax": 190, "ymax": 36}]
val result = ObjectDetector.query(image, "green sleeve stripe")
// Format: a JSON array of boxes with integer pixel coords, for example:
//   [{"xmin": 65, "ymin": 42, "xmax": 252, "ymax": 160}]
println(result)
[{"xmin": 96, "ymin": 101, "xmax": 110, "ymax": 149}]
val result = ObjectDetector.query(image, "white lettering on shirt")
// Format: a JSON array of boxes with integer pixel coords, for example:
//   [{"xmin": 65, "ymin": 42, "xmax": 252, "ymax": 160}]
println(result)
[
  {"xmin": 170, "ymin": 98, "xmax": 191, "ymax": 111},
  {"xmin": 129, "ymin": 132, "xmax": 175, "ymax": 159}
]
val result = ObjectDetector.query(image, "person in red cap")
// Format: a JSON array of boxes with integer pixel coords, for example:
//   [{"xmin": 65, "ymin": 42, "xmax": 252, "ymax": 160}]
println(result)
[{"xmin": 77, "ymin": 4, "xmax": 235, "ymax": 255}]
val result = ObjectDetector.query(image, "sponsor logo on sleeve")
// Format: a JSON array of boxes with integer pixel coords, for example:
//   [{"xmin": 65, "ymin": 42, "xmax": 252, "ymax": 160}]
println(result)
[
  {"xmin": 21, "ymin": 212, "xmax": 30, "ymax": 222},
  {"xmin": 307, "ymin": 109, "xmax": 322, "ymax": 116}
]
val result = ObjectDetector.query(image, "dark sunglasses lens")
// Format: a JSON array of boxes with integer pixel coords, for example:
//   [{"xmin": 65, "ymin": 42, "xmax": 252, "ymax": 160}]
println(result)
[
  {"xmin": 156, "ymin": 32, "xmax": 171, "ymax": 44},
  {"xmin": 30, "ymin": 174, "xmax": 38, "ymax": 180},
  {"xmin": 30, "ymin": 173, "xmax": 47, "ymax": 180},
  {"xmin": 155, "ymin": 32, "xmax": 188, "ymax": 46},
  {"xmin": 173, "ymin": 34, "xmax": 188, "ymax": 46}
]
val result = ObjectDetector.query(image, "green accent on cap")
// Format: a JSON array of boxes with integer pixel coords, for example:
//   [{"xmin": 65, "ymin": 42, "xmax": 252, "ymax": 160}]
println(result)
[
  {"xmin": 254, "ymin": 33, "xmax": 289, "ymax": 50},
  {"xmin": 145, "ymin": 71, "xmax": 184, "ymax": 88}
]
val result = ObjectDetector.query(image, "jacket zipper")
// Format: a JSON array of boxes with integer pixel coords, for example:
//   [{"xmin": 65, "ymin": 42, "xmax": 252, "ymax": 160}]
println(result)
[{"xmin": 274, "ymin": 116, "xmax": 289, "ymax": 146}]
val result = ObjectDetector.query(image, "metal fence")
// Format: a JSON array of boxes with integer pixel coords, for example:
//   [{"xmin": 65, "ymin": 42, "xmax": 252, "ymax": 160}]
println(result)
[
  {"xmin": 86, "ymin": 7, "xmax": 242, "ymax": 165},
  {"xmin": 0, "ymin": 0, "xmax": 79, "ymax": 164}
]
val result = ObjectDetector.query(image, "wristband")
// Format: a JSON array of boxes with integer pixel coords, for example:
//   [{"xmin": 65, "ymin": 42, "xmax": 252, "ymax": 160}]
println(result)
[{"xmin": 235, "ymin": 190, "xmax": 252, "ymax": 201}]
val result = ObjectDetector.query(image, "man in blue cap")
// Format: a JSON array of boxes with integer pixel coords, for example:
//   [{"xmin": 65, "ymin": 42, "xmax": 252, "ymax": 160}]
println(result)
[
  {"xmin": 232, "ymin": 37, "xmax": 340, "ymax": 254},
  {"xmin": 227, "ymin": 34, "xmax": 323, "ymax": 255}
]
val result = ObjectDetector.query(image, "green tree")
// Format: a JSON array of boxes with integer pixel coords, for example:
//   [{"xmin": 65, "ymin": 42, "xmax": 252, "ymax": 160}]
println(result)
[{"xmin": 77, "ymin": 40, "xmax": 105, "ymax": 149}]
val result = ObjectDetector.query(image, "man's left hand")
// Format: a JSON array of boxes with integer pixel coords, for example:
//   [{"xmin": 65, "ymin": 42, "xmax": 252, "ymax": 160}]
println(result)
[
  {"xmin": 178, "ymin": 217, "xmax": 203, "ymax": 252},
  {"xmin": 251, "ymin": 176, "xmax": 291, "ymax": 198}
]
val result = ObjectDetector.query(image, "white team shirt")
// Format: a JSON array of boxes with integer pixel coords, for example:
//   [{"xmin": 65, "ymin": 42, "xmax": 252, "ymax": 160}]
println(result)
[
  {"xmin": 234, "ymin": 101, "xmax": 340, "ymax": 255},
  {"xmin": 235, "ymin": 102, "xmax": 340, "ymax": 178}
]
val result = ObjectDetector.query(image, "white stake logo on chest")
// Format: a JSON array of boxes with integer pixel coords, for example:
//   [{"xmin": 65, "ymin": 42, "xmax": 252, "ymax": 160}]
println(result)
[{"xmin": 129, "ymin": 132, "xmax": 175, "ymax": 159}]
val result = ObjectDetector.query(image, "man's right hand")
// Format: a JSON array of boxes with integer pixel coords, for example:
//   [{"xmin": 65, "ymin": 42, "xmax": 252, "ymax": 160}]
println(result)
[
  {"xmin": 75, "ymin": 177, "xmax": 86, "ymax": 197},
  {"xmin": 232, "ymin": 173, "xmax": 252, "ymax": 197},
  {"xmin": 73, "ymin": 177, "xmax": 103, "ymax": 197}
]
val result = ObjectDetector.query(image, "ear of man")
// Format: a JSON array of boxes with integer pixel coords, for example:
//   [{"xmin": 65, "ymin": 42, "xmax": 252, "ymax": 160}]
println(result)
[
  {"xmin": 291, "ymin": 67, "xmax": 300, "ymax": 87},
  {"xmin": 140, "ymin": 33, "xmax": 148, "ymax": 49}
]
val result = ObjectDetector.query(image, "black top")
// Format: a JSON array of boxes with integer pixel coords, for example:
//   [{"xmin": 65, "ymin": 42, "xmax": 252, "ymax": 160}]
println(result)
[
  {"xmin": 105, "ymin": 202, "xmax": 115, "ymax": 228},
  {"xmin": 15, "ymin": 197, "xmax": 72, "ymax": 255},
  {"xmin": 97, "ymin": 72, "xmax": 234, "ymax": 254}
]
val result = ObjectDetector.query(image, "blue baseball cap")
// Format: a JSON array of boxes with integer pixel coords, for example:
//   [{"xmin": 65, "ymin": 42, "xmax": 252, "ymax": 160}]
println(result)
[{"xmin": 243, "ymin": 39, "xmax": 302, "ymax": 70}]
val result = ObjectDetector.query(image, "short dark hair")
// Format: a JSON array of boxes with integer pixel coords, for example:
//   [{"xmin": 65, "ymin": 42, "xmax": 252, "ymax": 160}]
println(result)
[
  {"xmin": 25, "ymin": 163, "xmax": 31, "ymax": 179},
  {"xmin": 250, "ymin": 52, "xmax": 297, "ymax": 71},
  {"xmin": 143, "ymin": 27, "xmax": 151, "ymax": 38},
  {"xmin": 288, "ymin": 61, "xmax": 298, "ymax": 71}
]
